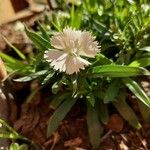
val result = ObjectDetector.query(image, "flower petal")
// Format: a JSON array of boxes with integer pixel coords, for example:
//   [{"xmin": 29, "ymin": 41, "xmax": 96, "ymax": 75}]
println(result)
[
  {"xmin": 51, "ymin": 27, "xmax": 82, "ymax": 53},
  {"xmin": 65, "ymin": 56, "xmax": 90, "ymax": 74},
  {"xmin": 63, "ymin": 28, "xmax": 81, "ymax": 43},
  {"xmin": 44, "ymin": 50, "xmax": 68, "ymax": 72},
  {"xmin": 78, "ymin": 32, "xmax": 100, "ymax": 57},
  {"xmin": 44, "ymin": 50, "xmax": 65, "ymax": 62},
  {"xmin": 51, "ymin": 33, "xmax": 66, "ymax": 50}
]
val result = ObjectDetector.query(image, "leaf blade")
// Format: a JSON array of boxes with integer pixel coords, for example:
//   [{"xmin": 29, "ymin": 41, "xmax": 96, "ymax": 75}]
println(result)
[
  {"xmin": 1, "ymin": 35, "xmax": 26, "ymax": 60},
  {"xmin": 113, "ymin": 94, "xmax": 141, "ymax": 129},
  {"xmin": 92, "ymin": 65, "xmax": 150, "ymax": 77},
  {"xmin": 123, "ymin": 78, "xmax": 150, "ymax": 107},
  {"xmin": 129, "ymin": 58, "xmax": 150, "ymax": 67},
  {"xmin": 47, "ymin": 97, "xmax": 77, "ymax": 137},
  {"xmin": 86, "ymin": 102, "xmax": 103, "ymax": 150},
  {"xmin": 25, "ymin": 25, "xmax": 51, "ymax": 51}
]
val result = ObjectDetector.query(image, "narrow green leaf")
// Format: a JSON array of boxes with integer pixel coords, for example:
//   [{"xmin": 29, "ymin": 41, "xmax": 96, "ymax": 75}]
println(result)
[
  {"xmin": 51, "ymin": 21, "xmax": 61, "ymax": 32},
  {"xmin": 71, "ymin": 3, "xmax": 75, "ymax": 27},
  {"xmin": 41, "ymin": 71, "xmax": 55, "ymax": 85},
  {"xmin": 92, "ymin": 65, "xmax": 150, "ymax": 77},
  {"xmin": 25, "ymin": 25, "xmax": 51, "ymax": 51},
  {"xmin": 51, "ymin": 81, "xmax": 62, "ymax": 94},
  {"xmin": 141, "ymin": 53, "xmax": 150, "ymax": 58},
  {"xmin": 92, "ymin": 54, "xmax": 112, "ymax": 66},
  {"xmin": 0, "ymin": 52, "xmax": 32, "ymax": 74},
  {"xmin": 123, "ymin": 78, "xmax": 150, "ymax": 107},
  {"xmin": 104, "ymin": 79, "xmax": 121, "ymax": 103},
  {"xmin": 86, "ymin": 94, "xmax": 95, "ymax": 107},
  {"xmin": 5, "ymin": 62, "xmax": 32, "ymax": 74},
  {"xmin": 47, "ymin": 97, "xmax": 77, "ymax": 137},
  {"xmin": 129, "ymin": 58, "xmax": 150, "ymax": 67},
  {"xmin": 86, "ymin": 102, "xmax": 103, "ymax": 150},
  {"xmin": 139, "ymin": 46, "xmax": 150, "ymax": 52},
  {"xmin": 99, "ymin": 101, "xmax": 109, "ymax": 124},
  {"xmin": 1, "ymin": 35, "xmax": 26, "ymax": 60},
  {"xmin": 0, "ymin": 119, "xmax": 19, "ymax": 136},
  {"xmin": 19, "ymin": 144, "xmax": 28, "ymax": 150},
  {"xmin": 37, "ymin": 21, "xmax": 50, "ymax": 41},
  {"xmin": 77, "ymin": 77, "xmax": 89, "ymax": 95},
  {"xmin": 138, "ymin": 101, "xmax": 150, "ymax": 123},
  {"xmin": 50, "ymin": 93, "xmax": 70, "ymax": 109},
  {"xmin": 0, "ymin": 52, "xmax": 22, "ymax": 64},
  {"xmin": 71, "ymin": 8, "xmax": 82, "ymax": 29},
  {"xmin": 14, "ymin": 70, "xmax": 47, "ymax": 82},
  {"xmin": 113, "ymin": 94, "xmax": 141, "ymax": 129}
]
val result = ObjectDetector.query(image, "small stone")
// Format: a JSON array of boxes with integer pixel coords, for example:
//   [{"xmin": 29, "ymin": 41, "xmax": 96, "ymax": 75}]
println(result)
[{"xmin": 107, "ymin": 114, "xmax": 124, "ymax": 132}]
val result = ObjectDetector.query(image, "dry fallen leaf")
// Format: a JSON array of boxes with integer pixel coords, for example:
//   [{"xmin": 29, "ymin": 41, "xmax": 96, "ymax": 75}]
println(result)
[
  {"xmin": 119, "ymin": 140, "xmax": 129, "ymax": 150},
  {"xmin": 0, "ymin": 58, "xmax": 7, "ymax": 81},
  {"xmin": 64, "ymin": 137, "xmax": 83, "ymax": 148}
]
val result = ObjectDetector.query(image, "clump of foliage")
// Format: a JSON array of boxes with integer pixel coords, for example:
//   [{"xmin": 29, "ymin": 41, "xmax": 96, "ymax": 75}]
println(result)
[{"xmin": 0, "ymin": 0, "xmax": 150, "ymax": 149}]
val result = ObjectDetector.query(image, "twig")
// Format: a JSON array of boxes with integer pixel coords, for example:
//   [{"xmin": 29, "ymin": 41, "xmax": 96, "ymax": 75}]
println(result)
[
  {"xmin": 136, "ymin": 132, "xmax": 148, "ymax": 150},
  {"xmin": 101, "ymin": 130, "xmax": 112, "ymax": 142}
]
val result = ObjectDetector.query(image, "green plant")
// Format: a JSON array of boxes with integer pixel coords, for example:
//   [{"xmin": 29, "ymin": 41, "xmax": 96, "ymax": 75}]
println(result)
[
  {"xmin": 1, "ymin": 0, "xmax": 150, "ymax": 149},
  {"xmin": 0, "ymin": 119, "xmax": 40, "ymax": 149},
  {"xmin": 10, "ymin": 143, "xmax": 28, "ymax": 150}
]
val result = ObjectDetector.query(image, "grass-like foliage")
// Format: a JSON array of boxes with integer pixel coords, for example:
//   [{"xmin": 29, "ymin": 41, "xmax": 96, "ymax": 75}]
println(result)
[{"xmin": 1, "ymin": 0, "xmax": 150, "ymax": 149}]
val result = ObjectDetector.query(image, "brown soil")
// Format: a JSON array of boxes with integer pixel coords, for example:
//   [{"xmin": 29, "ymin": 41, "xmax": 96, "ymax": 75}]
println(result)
[{"xmin": 9, "ymin": 81, "xmax": 150, "ymax": 150}]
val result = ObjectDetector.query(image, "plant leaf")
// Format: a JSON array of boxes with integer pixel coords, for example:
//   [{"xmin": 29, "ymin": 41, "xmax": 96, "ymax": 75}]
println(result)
[
  {"xmin": 37, "ymin": 21, "xmax": 50, "ymax": 41},
  {"xmin": 41, "ymin": 71, "xmax": 55, "ymax": 85},
  {"xmin": 92, "ymin": 54, "xmax": 112, "ymax": 66},
  {"xmin": 138, "ymin": 101, "xmax": 150, "ymax": 123},
  {"xmin": 113, "ymin": 94, "xmax": 141, "ymax": 129},
  {"xmin": 0, "ymin": 52, "xmax": 32, "ymax": 74},
  {"xmin": 50, "ymin": 93, "xmax": 71, "ymax": 109},
  {"xmin": 10, "ymin": 143, "xmax": 19, "ymax": 150},
  {"xmin": 19, "ymin": 144, "xmax": 28, "ymax": 150},
  {"xmin": 123, "ymin": 78, "xmax": 150, "ymax": 107},
  {"xmin": 70, "ymin": 5, "xmax": 82, "ymax": 28},
  {"xmin": 104, "ymin": 79, "xmax": 121, "ymax": 103},
  {"xmin": 47, "ymin": 97, "xmax": 77, "ymax": 137},
  {"xmin": 10, "ymin": 143, "xmax": 28, "ymax": 150},
  {"xmin": 51, "ymin": 81, "xmax": 63, "ymax": 94},
  {"xmin": 86, "ymin": 101, "xmax": 103, "ymax": 150},
  {"xmin": 86, "ymin": 94, "xmax": 95, "ymax": 107},
  {"xmin": 25, "ymin": 25, "xmax": 51, "ymax": 51},
  {"xmin": 129, "ymin": 58, "xmax": 150, "ymax": 67},
  {"xmin": 92, "ymin": 65, "xmax": 150, "ymax": 77},
  {"xmin": 139, "ymin": 46, "xmax": 150, "ymax": 52},
  {"xmin": 0, "ymin": 52, "xmax": 22, "ymax": 64},
  {"xmin": 99, "ymin": 101, "xmax": 109, "ymax": 124},
  {"xmin": 1, "ymin": 35, "xmax": 26, "ymax": 60},
  {"xmin": 13, "ymin": 70, "xmax": 47, "ymax": 82}
]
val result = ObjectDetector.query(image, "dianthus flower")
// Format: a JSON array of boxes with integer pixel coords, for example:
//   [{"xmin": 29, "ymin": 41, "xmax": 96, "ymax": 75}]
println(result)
[{"xmin": 44, "ymin": 27, "xmax": 100, "ymax": 74}]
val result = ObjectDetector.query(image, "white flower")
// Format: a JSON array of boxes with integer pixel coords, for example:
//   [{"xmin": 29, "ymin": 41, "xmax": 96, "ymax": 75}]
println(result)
[{"xmin": 44, "ymin": 27, "xmax": 100, "ymax": 74}]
